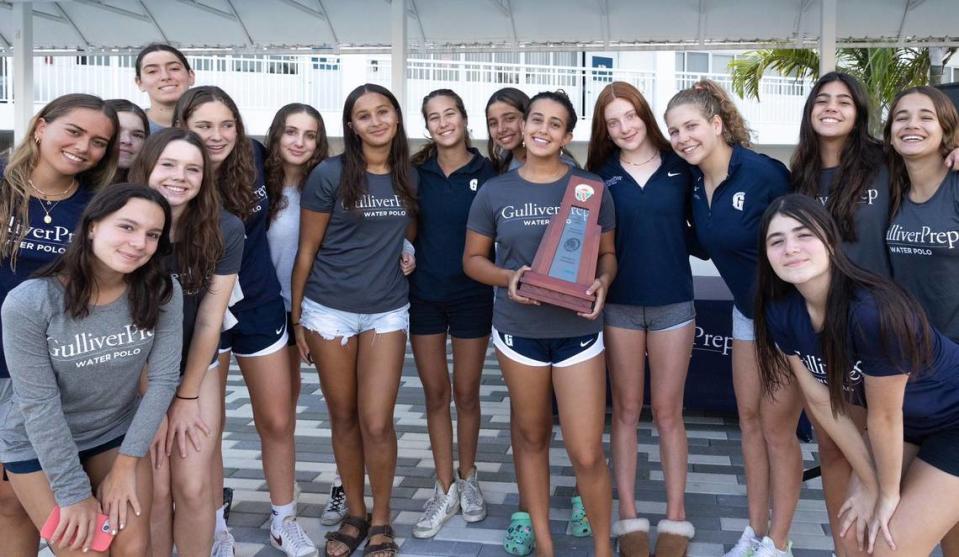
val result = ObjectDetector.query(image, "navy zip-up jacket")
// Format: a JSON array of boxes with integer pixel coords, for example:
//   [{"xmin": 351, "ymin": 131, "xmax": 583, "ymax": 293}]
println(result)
[
  {"xmin": 411, "ymin": 148, "xmax": 497, "ymax": 302},
  {"xmin": 690, "ymin": 145, "xmax": 790, "ymax": 318},
  {"xmin": 597, "ymin": 150, "xmax": 696, "ymax": 307}
]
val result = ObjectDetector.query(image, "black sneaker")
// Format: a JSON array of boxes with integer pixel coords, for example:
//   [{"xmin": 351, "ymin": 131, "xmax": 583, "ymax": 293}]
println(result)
[{"xmin": 223, "ymin": 487, "xmax": 234, "ymax": 524}]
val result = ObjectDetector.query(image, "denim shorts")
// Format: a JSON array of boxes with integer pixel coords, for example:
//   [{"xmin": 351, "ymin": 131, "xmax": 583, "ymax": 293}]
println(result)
[
  {"xmin": 301, "ymin": 298, "xmax": 409, "ymax": 345},
  {"xmin": 731, "ymin": 306, "xmax": 755, "ymax": 342},
  {"xmin": 604, "ymin": 301, "xmax": 695, "ymax": 332}
]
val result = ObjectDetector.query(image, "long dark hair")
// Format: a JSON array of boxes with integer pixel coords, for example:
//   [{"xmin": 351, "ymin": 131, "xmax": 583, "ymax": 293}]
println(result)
[
  {"xmin": 1, "ymin": 94, "xmax": 119, "ymax": 265},
  {"xmin": 135, "ymin": 43, "xmax": 192, "ymax": 79},
  {"xmin": 790, "ymin": 72, "xmax": 882, "ymax": 241},
  {"xmin": 754, "ymin": 194, "xmax": 934, "ymax": 414},
  {"xmin": 586, "ymin": 81, "xmax": 671, "ymax": 172},
  {"xmin": 41, "ymin": 183, "xmax": 174, "ymax": 329},
  {"xmin": 411, "ymin": 89, "xmax": 473, "ymax": 167},
  {"xmin": 128, "ymin": 128, "xmax": 223, "ymax": 294},
  {"xmin": 884, "ymin": 86, "xmax": 959, "ymax": 216},
  {"xmin": 264, "ymin": 103, "xmax": 329, "ymax": 221},
  {"xmin": 106, "ymin": 98, "xmax": 151, "ymax": 183},
  {"xmin": 340, "ymin": 84, "xmax": 417, "ymax": 216},
  {"xmin": 485, "ymin": 87, "xmax": 529, "ymax": 173},
  {"xmin": 173, "ymin": 86, "xmax": 257, "ymax": 221}
]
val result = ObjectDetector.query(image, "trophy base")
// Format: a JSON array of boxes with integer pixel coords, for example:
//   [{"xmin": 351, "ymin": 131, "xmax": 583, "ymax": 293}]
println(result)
[{"xmin": 517, "ymin": 271, "xmax": 595, "ymax": 314}]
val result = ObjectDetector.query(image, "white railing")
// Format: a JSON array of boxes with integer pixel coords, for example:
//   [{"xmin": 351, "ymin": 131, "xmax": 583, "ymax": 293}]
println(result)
[
  {"xmin": 1, "ymin": 56, "xmax": 809, "ymax": 143},
  {"xmin": 1, "ymin": 55, "xmax": 342, "ymax": 111},
  {"xmin": 368, "ymin": 57, "xmax": 657, "ymax": 130}
]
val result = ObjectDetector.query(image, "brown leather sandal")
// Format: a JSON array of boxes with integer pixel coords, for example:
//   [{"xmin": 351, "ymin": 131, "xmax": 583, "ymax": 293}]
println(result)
[
  {"xmin": 324, "ymin": 514, "xmax": 370, "ymax": 557},
  {"xmin": 363, "ymin": 524, "xmax": 399, "ymax": 557}
]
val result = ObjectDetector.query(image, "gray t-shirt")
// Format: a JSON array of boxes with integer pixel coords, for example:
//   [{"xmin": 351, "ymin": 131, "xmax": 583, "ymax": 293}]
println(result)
[
  {"xmin": 267, "ymin": 186, "xmax": 301, "ymax": 312},
  {"xmin": 0, "ymin": 278, "xmax": 182, "ymax": 506},
  {"xmin": 466, "ymin": 168, "xmax": 615, "ymax": 338},
  {"xmin": 167, "ymin": 209, "xmax": 244, "ymax": 371},
  {"xmin": 818, "ymin": 165, "xmax": 892, "ymax": 277},
  {"xmin": 301, "ymin": 156, "xmax": 417, "ymax": 313},
  {"xmin": 888, "ymin": 171, "xmax": 959, "ymax": 340}
]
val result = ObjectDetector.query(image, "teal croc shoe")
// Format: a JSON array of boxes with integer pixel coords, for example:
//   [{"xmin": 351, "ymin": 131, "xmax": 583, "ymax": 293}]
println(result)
[
  {"xmin": 568, "ymin": 495, "xmax": 592, "ymax": 537},
  {"xmin": 504, "ymin": 511, "xmax": 535, "ymax": 556}
]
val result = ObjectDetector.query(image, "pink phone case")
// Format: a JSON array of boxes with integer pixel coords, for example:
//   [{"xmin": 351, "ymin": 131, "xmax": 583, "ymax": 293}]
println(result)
[{"xmin": 41, "ymin": 506, "xmax": 114, "ymax": 552}]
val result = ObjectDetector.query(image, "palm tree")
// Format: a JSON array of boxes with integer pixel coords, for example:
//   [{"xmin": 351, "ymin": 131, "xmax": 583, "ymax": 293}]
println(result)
[{"xmin": 728, "ymin": 47, "xmax": 955, "ymax": 131}]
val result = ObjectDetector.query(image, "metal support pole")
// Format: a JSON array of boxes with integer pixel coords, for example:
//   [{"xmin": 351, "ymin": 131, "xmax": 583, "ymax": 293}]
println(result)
[
  {"xmin": 13, "ymin": 1, "xmax": 35, "ymax": 144},
  {"xmin": 819, "ymin": 0, "xmax": 837, "ymax": 75},
  {"xmin": 391, "ymin": 0, "xmax": 408, "ymax": 113}
]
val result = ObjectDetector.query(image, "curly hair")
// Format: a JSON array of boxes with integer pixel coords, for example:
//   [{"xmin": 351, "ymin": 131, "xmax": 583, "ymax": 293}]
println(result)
[
  {"xmin": 666, "ymin": 79, "xmax": 753, "ymax": 147},
  {"xmin": 39, "ymin": 183, "xmax": 174, "ymax": 329},
  {"xmin": 264, "ymin": 103, "xmax": 329, "ymax": 221},
  {"xmin": 173, "ymin": 86, "xmax": 257, "ymax": 221},
  {"xmin": 0, "ymin": 94, "xmax": 119, "ymax": 267},
  {"xmin": 128, "ymin": 128, "xmax": 224, "ymax": 294}
]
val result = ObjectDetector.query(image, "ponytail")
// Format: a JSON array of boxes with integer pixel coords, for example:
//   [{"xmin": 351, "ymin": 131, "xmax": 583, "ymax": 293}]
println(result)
[{"xmin": 666, "ymin": 79, "xmax": 753, "ymax": 147}]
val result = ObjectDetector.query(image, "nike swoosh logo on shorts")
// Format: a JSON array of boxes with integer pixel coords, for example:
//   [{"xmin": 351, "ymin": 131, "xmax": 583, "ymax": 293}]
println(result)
[
  {"xmin": 580, "ymin": 339, "xmax": 593, "ymax": 347},
  {"xmin": 275, "ymin": 327, "xmax": 284, "ymax": 335},
  {"xmin": 668, "ymin": 171, "xmax": 681, "ymax": 177}
]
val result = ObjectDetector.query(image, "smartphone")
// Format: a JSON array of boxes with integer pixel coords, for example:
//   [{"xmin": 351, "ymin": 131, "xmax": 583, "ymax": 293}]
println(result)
[{"xmin": 40, "ymin": 506, "xmax": 114, "ymax": 552}]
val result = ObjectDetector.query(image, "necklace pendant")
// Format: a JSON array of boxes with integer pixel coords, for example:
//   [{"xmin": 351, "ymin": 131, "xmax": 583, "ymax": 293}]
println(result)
[{"xmin": 43, "ymin": 215, "xmax": 52, "ymax": 224}]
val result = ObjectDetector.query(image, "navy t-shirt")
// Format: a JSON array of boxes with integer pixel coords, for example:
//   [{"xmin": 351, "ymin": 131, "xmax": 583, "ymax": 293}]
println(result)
[
  {"xmin": 0, "ymin": 183, "xmax": 93, "ymax": 379},
  {"xmin": 165, "ymin": 210, "xmax": 245, "ymax": 373},
  {"xmin": 230, "ymin": 140, "xmax": 283, "ymax": 313},
  {"xmin": 887, "ymin": 171, "xmax": 959, "ymax": 341},
  {"xmin": 597, "ymin": 150, "xmax": 695, "ymax": 307},
  {"xmin": 690, "ymin": 145, "xmax": 790, "ymax": 318},
  {"xmin": 817, "ymin": 164, "xmax": 892, "ymax": 277},
  {"xmin": 765, "ymin": 288, "xmax": 959, "ymax": 438},
  {"xmin": 411, "ymin": 149, "xmax": 496, "ymax": 302}
]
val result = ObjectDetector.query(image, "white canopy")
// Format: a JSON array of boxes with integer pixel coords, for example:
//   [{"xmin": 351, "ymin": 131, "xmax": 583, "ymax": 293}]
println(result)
[
  {"xmin": 5, "ymin": 0, "xmax": 959, "ymax": 139},
  {"xmin": 2, "ymin": 0, "xmax": 958, "ymax": 54}
]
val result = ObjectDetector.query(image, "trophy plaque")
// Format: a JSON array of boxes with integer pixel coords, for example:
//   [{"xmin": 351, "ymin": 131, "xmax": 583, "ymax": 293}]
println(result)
[{"xmin": 517, "ymin": 175, "xmax": 605, "ymax": 313}]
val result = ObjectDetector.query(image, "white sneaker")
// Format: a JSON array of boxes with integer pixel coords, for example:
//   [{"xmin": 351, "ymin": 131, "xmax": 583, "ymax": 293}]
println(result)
[
  {"xmin": 321, "ymin": 479, "xmax": 347, "ymax": 526},
  {"xmin": 211, "ymin": 529, "xmax": 237, "ymax": 557},
  {"xmin": 724, "ymin": 525, "xmax": 762, "ymax": 557},
  {"xmin": 752, "ymin": 536, "xmax": 793, "ymax": 557},
  {"xmin": 457, "ymin": 467, "xmax": 487, "ymax": 523},
  {"xmin": 270, "ymin": 516, "xmax": 319, "ymax": 557},
  {"xmin": 412, "ymin": 480, "xmax": 460, "ymax": 538}
]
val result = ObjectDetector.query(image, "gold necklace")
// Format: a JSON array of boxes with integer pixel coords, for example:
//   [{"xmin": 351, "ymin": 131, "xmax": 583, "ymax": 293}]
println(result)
[
  {"xmin": 620, "ymin": 152, "xmax": 660, "ymax": 167},
  {"xmin": 28, "ymin": 179, "xmax": 77, "ymax": 225}
]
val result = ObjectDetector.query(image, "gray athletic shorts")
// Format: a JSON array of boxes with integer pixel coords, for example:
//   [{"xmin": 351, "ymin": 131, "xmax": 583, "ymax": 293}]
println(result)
[{"xmin": 604, "ymin": 301, "xmax": 695, "ymax": 332}]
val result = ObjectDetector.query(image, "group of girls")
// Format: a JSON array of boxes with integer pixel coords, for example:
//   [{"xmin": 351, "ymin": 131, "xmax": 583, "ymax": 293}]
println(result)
[{"xmin": 0, "ymin": 39, "xmax": 958, "ymax": 557}]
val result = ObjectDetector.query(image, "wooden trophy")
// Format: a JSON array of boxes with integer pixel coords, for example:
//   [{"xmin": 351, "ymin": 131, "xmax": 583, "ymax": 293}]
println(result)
[{"xmin": 517, "ymin": 175, "xmax": 605, "ymax": 313}]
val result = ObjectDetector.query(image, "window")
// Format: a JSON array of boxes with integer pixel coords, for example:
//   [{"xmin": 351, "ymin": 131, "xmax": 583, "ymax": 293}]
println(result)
[
  {"xmin": 312, "ymin": 57, "xmax": 339, "ymax": 71},
  {"xmin": 76, "ymin": 55, "xmax": 110, "ymax": 66}
]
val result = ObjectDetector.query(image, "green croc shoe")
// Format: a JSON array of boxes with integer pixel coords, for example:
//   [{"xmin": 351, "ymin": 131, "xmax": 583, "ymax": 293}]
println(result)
[
  {"xmin": 569, "ymin": 495, "xmax": 592, "ymax": 537},
  {"xmin": 504, "ymin": 511, "xmax": 535, "ymax": 556}
]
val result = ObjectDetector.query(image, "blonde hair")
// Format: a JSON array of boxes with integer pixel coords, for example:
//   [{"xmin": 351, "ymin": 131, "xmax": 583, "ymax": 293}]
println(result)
[
  {"xmin": 666, "ymin": 79, "xmax": 753, "ymax": 147},
  {"xmin": 1, "ymin": 94, "xmax": 118, "ymax": 265}
]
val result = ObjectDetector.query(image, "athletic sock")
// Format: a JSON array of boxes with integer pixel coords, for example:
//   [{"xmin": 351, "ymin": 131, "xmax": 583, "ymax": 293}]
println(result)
[
  {"xmin": 271, "ymin": 501, "xmax": 296, "ymax": 530},
  {"xmin": 215, "ymin": 505, "xmax": 228, "ymax": 535}
]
